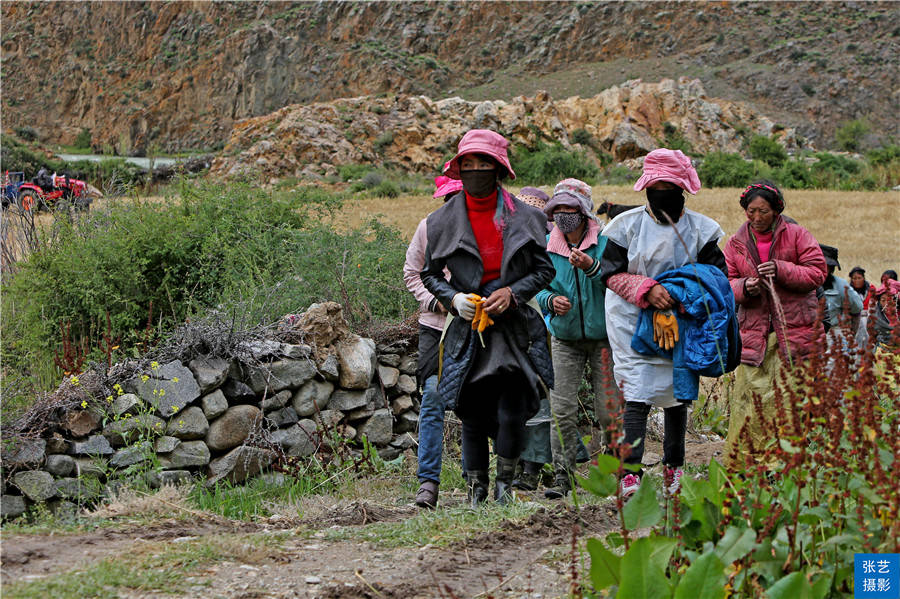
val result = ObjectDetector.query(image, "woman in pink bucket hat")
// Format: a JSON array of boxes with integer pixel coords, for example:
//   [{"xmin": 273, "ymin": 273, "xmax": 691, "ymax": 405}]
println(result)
[
  {"xmin": 421, "ymin": 129, "xmax": 555, "ymax": 506},
  {"xmin": 599, "ymin": 148, "xmax": 729, "ymax": 499}
]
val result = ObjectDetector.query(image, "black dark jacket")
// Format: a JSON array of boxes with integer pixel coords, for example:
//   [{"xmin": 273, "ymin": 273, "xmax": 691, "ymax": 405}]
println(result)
[{"xmin": 421, "ymin": 191, "xmax": 555, "ymax": 416}]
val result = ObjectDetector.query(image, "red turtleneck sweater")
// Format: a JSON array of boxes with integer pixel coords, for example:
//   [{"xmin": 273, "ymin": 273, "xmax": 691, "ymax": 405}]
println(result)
[{"xmin": 466, "ymin": 191, "xmax": 503, "ymax": 285}]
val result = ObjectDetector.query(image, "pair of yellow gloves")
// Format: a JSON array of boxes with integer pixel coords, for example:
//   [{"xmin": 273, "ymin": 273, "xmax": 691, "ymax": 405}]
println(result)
[{"xmin": 653, "ymin": 310, "xmax": 679, "ymax": 351}]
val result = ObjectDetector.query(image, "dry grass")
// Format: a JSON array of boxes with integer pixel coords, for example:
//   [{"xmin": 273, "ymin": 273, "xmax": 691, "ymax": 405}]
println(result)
[
  {"xmin": 88, "ymin": 483, "xmax": 193, "ymax": 520},
  {"xmin": 337, "ymin": 186, "xmax": 900, "ymax": 279}
]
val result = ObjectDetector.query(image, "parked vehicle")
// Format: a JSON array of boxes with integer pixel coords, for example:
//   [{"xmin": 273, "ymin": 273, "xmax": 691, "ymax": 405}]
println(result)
[{"xmin": 2, "ymin": 170, "xmax": 92, "ymax": 212}]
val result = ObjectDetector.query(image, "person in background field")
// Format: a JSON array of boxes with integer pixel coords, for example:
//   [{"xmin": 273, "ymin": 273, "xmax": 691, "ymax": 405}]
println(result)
[
  {"xmin": 873, "ymin": 270, "xmax": 900, "ymax": 351},
  {"xmin": 722, "ymin": 182, "xmax": 826, "ymax": 469},
  {"xmin": 403, "ymin": 173, "xmax": 463, "ymax": 508},
  {"xmin": 600, "ymin": 148, "xmax": 727, "ymax": 498},
  {"xmin": 421, "ymin": 129, "xmax": 555, "ymax": 506},
  {"xmin": 535, "ymin": 178, "xmax": 617, "ymax": 500},
  {"xmin": 849, "ymin": 266, "xmax": 873, "ymax": 346},
  {"xmin": 818, "ymin": 245, "xmax": 863, "ymax": 337}
]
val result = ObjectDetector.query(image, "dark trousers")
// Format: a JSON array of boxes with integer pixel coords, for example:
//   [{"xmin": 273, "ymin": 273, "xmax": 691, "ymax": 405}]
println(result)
[
  {"xmin": 460, "ymin": 376, "xmax": 529, "ymax": 471},
  {"xmin": 622, "ymin": 401, "xmax": 687, "ymax": 471}
]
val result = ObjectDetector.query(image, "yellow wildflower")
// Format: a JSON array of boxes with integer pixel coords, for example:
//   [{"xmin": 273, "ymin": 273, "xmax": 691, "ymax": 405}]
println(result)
[
  {"xmin": 178, "ymin": 420, "xmax": 185, "ymax": 427},
  {"xmin": 153, "ymin": 389, "xmax": 159, "ymax": 395},
  {"xmin": 80, "ymin": 400, "xmax": 88, "ymax": 409},
  {"xmin": 171, "ymin": 377, "xmax": 179, "ymax": 383},
  {"xmin": 170, "ymin": 405, "xmax": 179, "ymax": 414},
  {"xmin": 105, "ymin": 395, "xmax": 113, "ymax": 403},
  {"xmin": 141, "ymin": 375, "xmax": 149, "ymax": 383},
  {"xmin": 70, "ymin": 376, "xmax": 80, "ymax": 386},
  {"xmin": 158, "ymin": 389, "xmax": 166, "ymax": 397},
  {"xmin": 151, "ymin": 361, "xmax": 160, "ymax": 370}
]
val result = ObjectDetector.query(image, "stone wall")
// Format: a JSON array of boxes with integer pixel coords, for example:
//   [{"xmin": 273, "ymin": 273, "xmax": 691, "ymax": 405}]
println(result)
[{"xmin": 0, "ymin": 303, "xmax": 422, "ymax": 520}]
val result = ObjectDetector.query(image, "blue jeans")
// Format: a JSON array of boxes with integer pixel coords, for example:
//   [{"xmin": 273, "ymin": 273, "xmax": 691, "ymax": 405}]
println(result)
[{"xmin": 417, "ymin": 375, "xmax": 445, "ymax": 483}]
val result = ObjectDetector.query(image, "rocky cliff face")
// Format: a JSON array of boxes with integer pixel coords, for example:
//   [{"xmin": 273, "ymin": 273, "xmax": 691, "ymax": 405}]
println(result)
[
  {"xmin": 2, "ymin": 2, "xmax": 896, "ymax": 154},
  {"xmin": 211, "ymin": 78, "xmax": 800, "ymax": 180}
]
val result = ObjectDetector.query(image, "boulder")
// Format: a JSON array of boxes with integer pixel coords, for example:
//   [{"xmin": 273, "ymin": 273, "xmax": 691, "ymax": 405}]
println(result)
[
  {"xmin": 109, "ymin": 442, "xmax": 153, "ymax": 468},
  {"xmin": 45, "ymin": 454, "xmax": 76, "ymax": 477},
  {"xmin": 338, "ymin": 424, "xmax": 356, "ymax": 440},
  {"xmin": 159, "ymin": 441, "xmax": 211, "ymax": 469},
  {"xmin": 47, "ymin": 499, "xmax": 79, "ymax": 520},
  {"xmin": 111, "ymin": 393, "xmax": 142, "ymax": 417},
  {"xmin": 103, "ymin": 414, "xmax": 166, "ymax": 446},
  {"xmin": 188, "ymin": 356, "xmax": 230, "ymax": 393},
  {"xmin": 398, "ymin": 355, "xmax": 417, "ymax": 375},
  {"xmin": 377, "ymin": 365, "xmax": 400, "ymax": 388},
  {"xmin": 291, "ymin": 379, "xmax": 334, "ymax": 417},
  {"xmin": 356, "ymin": 409, "xmax": 393, "ymax": 446},
  {"xmin": 45, "ymin": 435, "xmax": 70, "ymax": 455},
  {"xmin": 317, "ymin": 354, "xmax": 340, "ymax": 382},
  {"xmin": 314, "ymin": 409, "xmax": 343, "ymax": 430},
  {"xmin": 271, "ymin": 420, "xmax": 318, "ymax": 457},
  {"xmin": 347, "ymin": 406, "xmax": 375, "ymax": 421},
  {"xmin": 56, "ymin": 477, "xmax": 102, "ymax": 500},
  {"xmin": 390, "ymin": 432, "xmax": 417, "ymax": 450},
  {"xmin": 70, "ymin": 435, "xmax": 114, "ymax": 456},
  {"xmin": 206, "ymin": 446, "xmax": 275, "ymax": 486},
  {"xmin": 391, "ymin": 395, "xmax": 414, "ymax": 415},
  {"xmin": 200, "ymin": 390, "xmax": 229, "ymax": 419},
  {"xmin": 378, "ymin": 353, "xmax": 401, "ymax": 367},
  {"xmin": 281, "ymin": 343, "xmax": 313, "ymax": 359},
  {"xmin": 3, "ymin": 438, "xmax": 46, "ymax": 469},
  {"xmin": 377, "ymin": 446, "xmax": 402, "ymax": 461},
  {"xmin": 125, "ymin": 360, "xmax": 202, "ymax": 413},
  {"xmin": 337, "ymin": 336, "xmax": 376, "ymax": 389},
  {"xmin": 1, "ymin": 495, "xmax": 27, "ymax": 519},
  {"xmin": 261, "ymin": 389, "xmax": 292, "ymax": 411},
  {"xmin": 245, "ymin": 359, "xmax": 317, "ymax": 394},
  {"xmin": 220, "ymin": 379, "xmax": 257, "ymax": 403},
  {"xmin": 205, "ymin": 405, "xmax": 262, "ymax": 451},
  {"xmin": 155, "ymin": 436, "xmax": 181, "ymax": 453},
  {"xmin": 394, "ymin": 410, "xmax": 419, "ymax": 434},
  {"xmin": 396, "ymin": 374, "xmax": 417, "ymax": 395},
  {"xmin": 73, "ymin": 458, "xmax": 106, "ymax": 478},
  {"xmin": 166, "ymin": 406, "xmax": 209, "ymax": 440},
  {"xmin": 329, "ymin": 388, "xmax": 368, "ymax": 411},
  {"xmin": 13, "ymin": 470, "xmax": 58, "ymax": 502},
  {"xmin": 266, "ymin": 406, "xmax": 299, "ymax": 428},
  {"xmin": 63, "ymin": 409, "xmax": 103, "ymax": 437}
]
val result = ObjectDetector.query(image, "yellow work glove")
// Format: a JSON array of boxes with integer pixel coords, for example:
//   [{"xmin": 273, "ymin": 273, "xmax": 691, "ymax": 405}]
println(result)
[
  {"xmin": 469, "ymin": 296, "xmax": 494, "ymax": 347},
  {"xmin": 652, "ymin": 310, "xmax": 679, "ymax": 351}
]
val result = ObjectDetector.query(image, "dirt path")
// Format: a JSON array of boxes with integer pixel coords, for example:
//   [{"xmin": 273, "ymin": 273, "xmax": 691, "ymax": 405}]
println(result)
[{"xmin": 1, "ymin": 442, "xmax": 723, "ymax": 598}]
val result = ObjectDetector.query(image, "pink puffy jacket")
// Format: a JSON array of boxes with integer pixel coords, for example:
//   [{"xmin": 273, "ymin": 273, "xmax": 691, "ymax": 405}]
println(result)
[{"xmin": 724, "ymin": 217, "xmax": 827, "ymax": 367}]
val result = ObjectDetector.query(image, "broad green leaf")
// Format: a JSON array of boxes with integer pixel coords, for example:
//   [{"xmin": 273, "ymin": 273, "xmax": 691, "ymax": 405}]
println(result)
[
  {"xmin": 623, "ymin": 478, "xmax": 662, "ymax": 530},
  {"xmin": 618, "ymin": 537, "xmax": 677, "ymax": 599},
  {"xmin": 707, "ymin": 459, "xmax": 729, "ymax": 503},
  {"xmin": 820, "ymin": 533, "xmax": 862, "ymax": 549},
  {"xmin": 702, "ymin": 498, "xmax": 722, "ymax": 540},
  {"xmin": 578, "ymin": 466, "xmax": 617, "ymax": 497},
  {"xmin": 810, "ymin": 571, "xmax": 833, "ymax": 599},
  {"xmin": 714, "ymin": 527, "xmax": 756, "ymax": 565},
  {"xmin": 779, "ymin": 438, "xmax": 800, "ymax": 454},
  {"xmin": 594, "ymin": 453, "xmax": 622, "ymax": 475},
  {"xmin": 767, "ymin": 571, "xmax": 814, "ymax": 599},
  {"xmin": 587, "ymin": 538, "xmax": 621, "ymax": 590},
  {"xmin": 673, "ymin": 552, "xmax": 726, "ymax": 599}
]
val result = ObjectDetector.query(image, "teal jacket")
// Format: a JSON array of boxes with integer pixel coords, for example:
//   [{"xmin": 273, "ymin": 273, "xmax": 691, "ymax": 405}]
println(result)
[{"xmin": 535, "ymin": 220, "xmax": 608, "ymax": 341}]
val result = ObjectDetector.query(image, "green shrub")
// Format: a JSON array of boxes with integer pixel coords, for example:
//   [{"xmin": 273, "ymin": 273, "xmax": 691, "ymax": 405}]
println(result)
[
  {"xmin": 512, "ymin": 141, "xmax": 600, "ymax": 185},
  {"xmin": 73, "ymin": 128, "xmax": 92, "ymax": 150},
  {"xmin": 697, "ymin": 152, "xmax": 760, "ymax": 187},
  {"xmin": 372, "ymin": 180, "xmax": 400, "ymax": 198},
  {"xmin": 834, "ymin": 118, "xmax": 870, "ymax": 152},
  {"xmin": 773, "ymin": 160, "xmax": 816, "ymax": 189},
  {"xmin": 373, "ymin": 131, "xmax": 394, "ymax": 154},
  {"xmin": 338, "ymin": 163, "xmax": 372, "ymax": 181},
  {"xmin": 1, "ymin": 182, "xmax": 413, "ymax": 391},
  {"xmin": 571, "ymin": 128, "xmax": 594, "ymax": 146},
  {"xmin": 748, "ymin": 135, "xmax": 788, "ymax": 167},
  {"xmin": 661, "ymin": 122, "xmax": 694, "ymax": 155},
  {"xmin": 866, "ymin": 144, "xmax": 900, "ymax": 166}
]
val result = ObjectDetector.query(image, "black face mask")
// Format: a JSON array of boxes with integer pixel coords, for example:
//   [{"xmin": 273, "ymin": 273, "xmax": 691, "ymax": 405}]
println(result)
[
  {"xmin": 553, "ymin": 212, "xmax": 584, "ymax": 234},
  {"xmin": 646, "ymin": 188, "xmax": 685, "ymax": 224},
  {"xmin": 460, "ymin": 169, "xmax": 497, "ymax": 198}
]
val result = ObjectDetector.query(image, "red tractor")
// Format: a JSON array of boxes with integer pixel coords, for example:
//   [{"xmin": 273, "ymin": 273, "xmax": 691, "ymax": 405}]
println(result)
[{"xmin": 2, "ymin": 169, "xmax": 93, "ymax": 212}]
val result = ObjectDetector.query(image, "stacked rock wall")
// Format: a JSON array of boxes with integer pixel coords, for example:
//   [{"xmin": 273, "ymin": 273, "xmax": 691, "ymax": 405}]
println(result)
[{"xmin": 0, "ymin": 303, "xmax": 422, "ymax": 520}]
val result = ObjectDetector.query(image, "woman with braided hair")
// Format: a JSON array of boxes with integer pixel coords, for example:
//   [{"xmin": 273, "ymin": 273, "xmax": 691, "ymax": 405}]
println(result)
[{"xmin": 722, "ymin": 180, "xmax": 827, "ymax": 469}]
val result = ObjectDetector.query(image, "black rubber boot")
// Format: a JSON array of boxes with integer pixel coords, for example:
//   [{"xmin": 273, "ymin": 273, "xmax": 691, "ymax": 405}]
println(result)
[
  {"xmin": 466, "ymin": 470, "xmax": 489, "ymax": 507},
  {"xmin": 544, "ymin": 471, "xmax": 572, "ymax": 500},
  {"xmin": 494, "ymin": 456, "xmax": 519, "ymax": 505}
]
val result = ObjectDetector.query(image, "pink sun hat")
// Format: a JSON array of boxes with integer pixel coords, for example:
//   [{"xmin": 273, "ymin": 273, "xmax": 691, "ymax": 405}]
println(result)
[
  {"xmin": 433, "ymin": 175, "xmax": 463, "ymax": 199},
  {"xmin": 633, "ymin": 148, "xmax": 701, "ymax": 194},
  {"xmin": 443, "ymin": 129, "xmax": 516, "ymax": 181}
]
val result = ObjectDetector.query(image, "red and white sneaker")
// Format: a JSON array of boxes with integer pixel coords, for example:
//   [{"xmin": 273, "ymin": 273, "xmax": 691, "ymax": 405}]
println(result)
[
  {"xmin": 619, "ymin": 473, "xmax": 641, "ymax": 499},
  {"xmin": 664, "ymin": 467, "xmax": 684, "ymax": 495}
]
